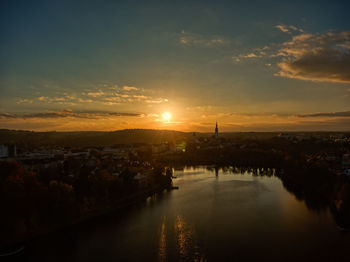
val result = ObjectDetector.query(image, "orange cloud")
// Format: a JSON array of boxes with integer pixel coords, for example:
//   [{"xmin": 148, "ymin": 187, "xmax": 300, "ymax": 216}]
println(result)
[
  {"xmin": 275, "ymin": 24, "xmax": 304, "ymax": 33},
  {"xmin": 123, "ymin": 86, "xmax": 138, "ymax": 91}
]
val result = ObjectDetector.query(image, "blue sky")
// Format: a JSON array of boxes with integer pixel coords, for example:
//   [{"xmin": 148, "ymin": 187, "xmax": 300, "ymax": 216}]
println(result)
[{"xmin": 1, "ymin": 0, "xmax": 350, "ymax": 131}]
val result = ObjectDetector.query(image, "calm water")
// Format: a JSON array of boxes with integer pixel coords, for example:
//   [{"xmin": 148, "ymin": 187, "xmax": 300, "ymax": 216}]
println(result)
[{"xmin": 20, "ymin": 167, "xmax": 350, "ymax": 261}]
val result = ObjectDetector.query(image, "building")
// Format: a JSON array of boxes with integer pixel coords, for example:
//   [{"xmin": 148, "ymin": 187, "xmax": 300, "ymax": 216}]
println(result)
[
  {"xmin": 0, "ymin": 144, "xmax": 9, "ymax": 158},
  {"xmin": 214, "ymin": 122, "xmax": 219, "ymax": 138},
  {"xmin": 342, "ymin": 154, "xmax": 350, "ymax": 169},
  {"xmin": 0, "ymin": 144, "xmax": 16, "ymax": 158}
]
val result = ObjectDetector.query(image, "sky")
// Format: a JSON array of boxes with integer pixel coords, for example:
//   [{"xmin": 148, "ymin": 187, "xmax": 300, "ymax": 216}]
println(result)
[{"xmin": 1, "ymin": 0, "xmax": 350, "ymax": 132}]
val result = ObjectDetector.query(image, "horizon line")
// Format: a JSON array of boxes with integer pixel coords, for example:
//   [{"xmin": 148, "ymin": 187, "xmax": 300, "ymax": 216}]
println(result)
[{"xmin": 1, "ymin": 128, "xmax": 349, "ymax": 133}]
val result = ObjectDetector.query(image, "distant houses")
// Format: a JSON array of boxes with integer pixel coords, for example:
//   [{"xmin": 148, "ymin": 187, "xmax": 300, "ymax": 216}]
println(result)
[
  {"xmin": 277, "ymin": 132, "xmax": 350, "ymax": 143},
  {"xmin": 0, "ymin": 144, "xmax": 8, "ymax": 158},
  {"xmin": 343, "ymin": 154, "xmax": 350, "ymax": 169},
  {"xmin": 0, "ymin": 144, "xmax": 16, "ymax": 158}
]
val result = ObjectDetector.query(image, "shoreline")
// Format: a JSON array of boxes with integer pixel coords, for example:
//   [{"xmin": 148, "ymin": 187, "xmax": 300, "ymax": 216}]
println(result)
[{"xmin": 0, "ymin": 184, "xmax": 172, "ymax": 252}]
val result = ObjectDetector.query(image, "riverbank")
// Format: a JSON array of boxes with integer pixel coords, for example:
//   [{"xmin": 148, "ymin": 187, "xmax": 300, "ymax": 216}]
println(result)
[{"xmin": 0, "ymin": 183, "xmax": 172, "ymax": 254}]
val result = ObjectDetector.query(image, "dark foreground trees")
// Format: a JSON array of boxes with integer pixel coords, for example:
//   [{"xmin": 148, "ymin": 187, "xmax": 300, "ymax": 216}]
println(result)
[{"xmin": 0, "ymin": 160, "xmax": 172, "ymax": 247}]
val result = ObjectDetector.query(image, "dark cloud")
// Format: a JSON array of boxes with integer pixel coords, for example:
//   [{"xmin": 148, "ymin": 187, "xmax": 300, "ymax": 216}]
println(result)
[
  {"xmin": 277, "ymin": 32, "xmax": 350, "ymax": 83},
  {"xmin": 0, "ymin": 113, "xmax": 17, "ymax": 119},
  {"xmin": 0, "ymin": 110, "xmax": 142, "ymax": 120},
  {"xmin": 297, "ymin": 111, "xmax": 350, "ymax": 118}
]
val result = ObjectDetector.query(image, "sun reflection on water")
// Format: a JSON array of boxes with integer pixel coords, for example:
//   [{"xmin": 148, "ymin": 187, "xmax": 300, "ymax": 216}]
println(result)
[
  {"xmin": 158, "ymin": 216, "xmax": 167, "ymax": 262},
  {"xmin": 174, "ymin": 215, "xmax": 205, "ymax": 262}
]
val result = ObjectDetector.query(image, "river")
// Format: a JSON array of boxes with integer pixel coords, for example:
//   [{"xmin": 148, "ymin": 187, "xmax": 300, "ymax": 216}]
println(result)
[{"xmin": 17, "ymin": 166, "xmax": 350, "ymax": 261}]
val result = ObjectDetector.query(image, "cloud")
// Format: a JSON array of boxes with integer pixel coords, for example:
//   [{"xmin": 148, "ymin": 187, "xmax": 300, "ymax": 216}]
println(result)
[
  {"xmin": 38, "ymin": 96, "xmax": 49, "ymax": 101},
  {"xmin": 233, "ymin": 52, "xmax": 261, "ymax": 61},
  {"xmin": 26, "ymin": 84, "xmax": 168, "ymax": 107},
  {"xmin": 297, "ymin": 111, "xmax": 350, "ymax": 118},
  {"xmin": 104, "ymin": 96, "xmax": 122, "ymax": 102},
  {"xmin": 0, "ymin": 110, "xmax": 142, "ymax": 120},
  {"xmin": 83, "ymin": 84, "xmax": 168, "ymax": 105},
  {"xmin": 86, "ymin": 90, "xmax": 105, "ymax": 97},
  {"xmin": 276, "ymin": 25, "xmax": 289, "ymax": 33},
  {"xmin": 0, "ymin": 113, "xmax": 17, "ymax": 119},
  {"xmin": 276, "ymin": 31, "xmax": 350, "ymax": 83},
  {"xmin": 179, "ymin": 30, "xmax": 227, "ymax": 47},
  {"xmin": 103, "ymin": 102, "xmax": 120, "ymax": 105},
  {"xmin": 233, "ymin": 46, "xmax": 269, "ymax": 61},
  {"xmin": 16, "ymin": 99, "xmax": 33, "ymax": 104},
  {"xmin": 242, "ymin": 53, "xmax": 260, "ymax": 58},
  {"xmin": 145, "ymin": 98, "xmax": 168, "ymax": 104},
  {"xmin": 77, "ymin": 98, "xmax": 93, "ymax": 103},
  {"xmin": 36, "ymin": 95, "xmax": 84, "ymax": 105},
  {"xmin": 133, "ymin": 95, "xmax": 147, "ymax": 99},
  {"xmin": 123, "ymin": 86, "xmax": 138, "ymax": 91},
  {"xmin": 275, "ymin": 24, "xmax": 304, "ymax": 33}
]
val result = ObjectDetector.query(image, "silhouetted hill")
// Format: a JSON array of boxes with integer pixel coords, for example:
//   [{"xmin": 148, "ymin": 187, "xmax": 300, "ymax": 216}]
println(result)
[
  {"xmin": 0, "ymin": 129, "xmax": 192, "ymax": 147},
  {"xmin": 0, "ymin": 129, "xmax": 347, "ymax": 147}
]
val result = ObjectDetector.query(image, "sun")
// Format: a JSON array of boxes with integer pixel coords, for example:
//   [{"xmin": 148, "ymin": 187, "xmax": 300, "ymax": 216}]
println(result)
[{"xmin": 162, "ymin": 112, "xmax": 172, "ymax": 122}]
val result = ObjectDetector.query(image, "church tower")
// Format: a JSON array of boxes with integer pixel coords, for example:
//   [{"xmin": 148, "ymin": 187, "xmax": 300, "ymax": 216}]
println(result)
[{"xmin": 215, "ymin": 121, "xmax": 219, "ymax": 138}]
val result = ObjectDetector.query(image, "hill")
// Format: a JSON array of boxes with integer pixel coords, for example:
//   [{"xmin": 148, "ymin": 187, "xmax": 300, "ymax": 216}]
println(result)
[{"xmin": 0, "ymin": 129, "xmax": 192, "ymax": 147}]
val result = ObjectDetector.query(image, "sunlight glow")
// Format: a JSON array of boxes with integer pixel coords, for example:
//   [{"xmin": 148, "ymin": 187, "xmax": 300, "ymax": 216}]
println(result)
[{"xmin": 162, "ymin": 112, "xmax": 172, "ymax": 122}]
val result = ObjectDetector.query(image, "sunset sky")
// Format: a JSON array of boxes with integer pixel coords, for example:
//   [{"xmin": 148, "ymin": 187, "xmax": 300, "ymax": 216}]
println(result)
[{"xmin": 1, "ymin": 0, "xmax": 350, "ymax": 131}]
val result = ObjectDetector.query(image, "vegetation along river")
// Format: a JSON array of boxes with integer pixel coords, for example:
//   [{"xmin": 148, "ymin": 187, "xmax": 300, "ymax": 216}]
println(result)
[{"xmin": 15, "ymin": 166, "xmax": 350, "ymax": 261}]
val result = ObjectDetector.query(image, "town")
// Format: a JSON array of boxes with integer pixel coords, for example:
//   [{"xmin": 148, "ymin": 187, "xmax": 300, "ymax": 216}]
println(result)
[
  {"xmin": 1, "ymin": 127, "xmax": 350, "ymax": 250},
  {"xmin": 1, "ymin": 127, "xmax": 350, "ymax": 179}
]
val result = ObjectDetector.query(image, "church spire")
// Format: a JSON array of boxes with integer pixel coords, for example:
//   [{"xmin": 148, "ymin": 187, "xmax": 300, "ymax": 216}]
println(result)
[{"xmin": 215, "ymin": 121, "xmax": 219, "ymax": 138}]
